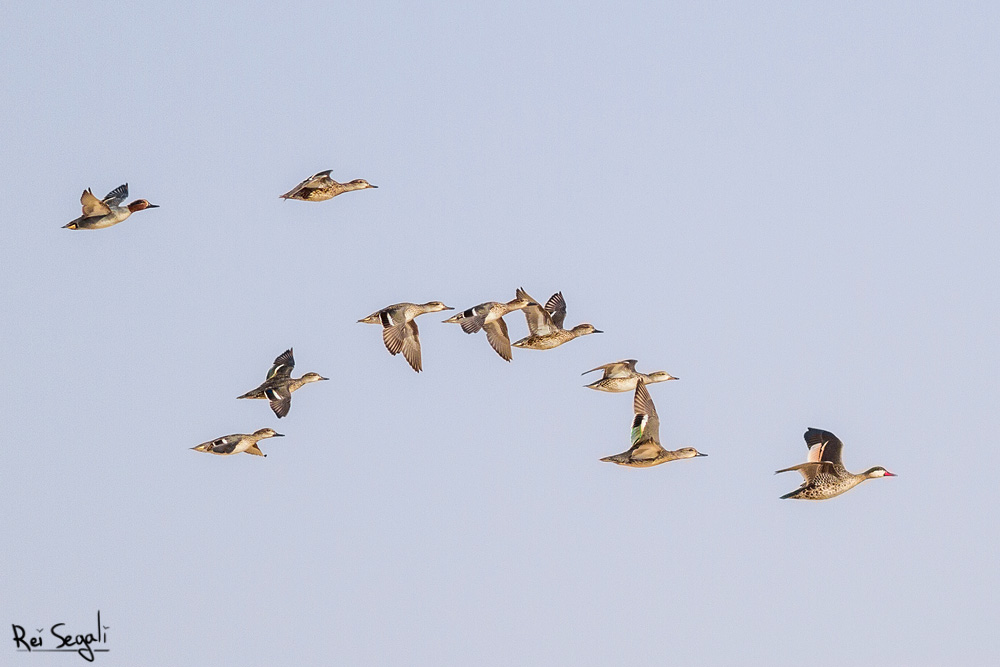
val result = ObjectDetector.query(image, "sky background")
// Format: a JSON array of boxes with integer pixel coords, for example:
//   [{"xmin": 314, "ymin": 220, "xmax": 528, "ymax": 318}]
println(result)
[{"xmin": 2, "ymin": 1, "xmax": 998, "ymax": 665}]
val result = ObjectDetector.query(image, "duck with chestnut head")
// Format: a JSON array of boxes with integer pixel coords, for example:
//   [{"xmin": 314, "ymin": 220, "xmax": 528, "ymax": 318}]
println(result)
[{"xmin": 63, "ymin": 183, "xmax": 158, "ymax": 230}]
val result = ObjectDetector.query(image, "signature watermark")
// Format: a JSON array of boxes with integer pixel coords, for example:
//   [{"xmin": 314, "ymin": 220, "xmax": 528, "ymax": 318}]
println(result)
[{"xmin": 11, "ymin": 611, "xmax": 109, "ymax": 662}]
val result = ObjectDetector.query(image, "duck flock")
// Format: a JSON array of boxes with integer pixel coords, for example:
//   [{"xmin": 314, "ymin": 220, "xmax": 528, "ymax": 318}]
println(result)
[{"xmin": 65, "ymin": 173, "xmax": 895, "ymax": 501}]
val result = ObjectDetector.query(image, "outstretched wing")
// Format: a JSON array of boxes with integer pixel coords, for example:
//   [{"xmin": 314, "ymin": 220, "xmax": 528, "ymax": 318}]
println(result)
[
  {"xmin": 775, "ymin": 461, "xmax": 837, "ymax": 482},
  {"xmin": 483, "ymin": 317, "xmax": 512, "ymax": 362},
  {"xmin": 460, "ymin": 316, "xmax": 484, "ymax": 334},
  {"xmin": 265, "ymin": 383, "xmax": 293, "ymax": 418},
  {"xmin": 456, "ymin": 304, "xmax": 493, "ymax": 334},
  {"xmin": 267, "ymin": 348, "xmax": 295, "ymax": 380},
  {"xmin": 804, "ymin": 428, "xmax": 844, "ymax": 464},
  {"xmin": 583, "ymin": 359, "xmax": 638, "ymax": 378},
  {"xmin": 516, "ymin": 288, "xmax": 557, "ymax": 336},
  {"xmin": 102, "ymin": 183, "xmax": 128, "ymax": 207},
  {"xmin": 521, "ymin": 303, "xmax": 557, "ymax": 336},
  {"xmin": 383, "ymin": 320, "xmax": 422, "ymax": 372},
  {"xmin": 80, "ymin": 188, "xmax": 111, "ymax": 217},
  {"xmin": 400, "ymin": 320, "xmax": 422, "ymax": 372},
  {"xmin": 279, "ymin": 170, "xmax": 334, "ymax": 199},
  {"xmin": 302, "ymin": 170, "xmax": 333, "ymax": 186},
  {"xmin": 269, "ymin": 394, "xmax": 291, "ymax": 419},
  {"xmin": 630, "ymin": 381, "xmax": 660, "ymax": 445},
  {"xmin": 544, "ymin": 292, "xmax": 567, "ymax": 329}
]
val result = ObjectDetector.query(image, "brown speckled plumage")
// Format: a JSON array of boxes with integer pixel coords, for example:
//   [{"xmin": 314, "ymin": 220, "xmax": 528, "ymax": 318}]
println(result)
[
  {"xmin": 776, "ymin": 428, "xmax": 895, "ymax": 500},
  {"xmin": 279, "ymin": 170, "xmax": 377, "ymax": 201}
]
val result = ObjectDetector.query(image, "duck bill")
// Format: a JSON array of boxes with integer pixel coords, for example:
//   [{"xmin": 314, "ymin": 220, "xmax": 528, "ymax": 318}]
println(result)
[
  {"xmin": 272, "ymin": 433, "xmax": 285, "ymax": 437},
  {"xmin": 695, "ymin": 452, "xmax": 708, "ymax": 457},
  {"xmin": 883, "ymin": 471, "xmax": 896, "ymax": 476},
  {"xmin": 593, "ymin": 329, "xmax": 604, "ymax": 334},
  {"xmin": 146, "ymin": 204, "xmax": 160, "ymax": 208}
]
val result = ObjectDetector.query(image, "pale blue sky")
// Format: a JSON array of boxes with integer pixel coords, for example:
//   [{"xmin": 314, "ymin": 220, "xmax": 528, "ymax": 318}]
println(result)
[{"xmin": 3, "ymin": 1, "xmax": 998, "ymax": 664}]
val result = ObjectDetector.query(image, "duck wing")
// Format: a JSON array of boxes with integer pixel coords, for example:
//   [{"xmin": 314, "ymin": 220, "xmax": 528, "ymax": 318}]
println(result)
[
  {"xmin": 521, "ymin": 303, "xmax": 557, "ymax": 336},
  {"xmin": 268, "ymin": 390, "xmax": 292, "ymax": 419},
  {"xmin": 630, "ymin": 381, "xmax": 660, "ymax": 446},
  {"xmin": 804, "ymin": 428, "xmax": 844, "ymax": 464},
  {"xmin": 207, "ymin": 435, "xmax": 239, "ymax": 454},
  {"xmin": 381, "ymin": 304, "xmax": 410, "ymax": 326},
  {"xmin": 583, "ymin": 359, "xmax": 638, "ymax": 378},
  {"xmin": 302, "ymin": 170, "xmax": 334, "ymax": 186},
  {"xmin": 451, "ymin": 303, "xmax": 492, "ymax": 334},
  {"xmin": 483, "ymin": 317, "xmax": 512, "ymax": 361},
  {"xmin": 280, "ymin": 170, "xmax": 334, "ymax": 199},
  {"xmin": 628, "ymin": 439, "xmax": 667, "ymax": 461},
  {"xmin": 515, "ymin": 287, "xmax": 539, "ymax": 304},
  {"xmin": 460, "ymin": 315, "xmax": 485, "ymax": 334},
  {"xmin": 516, "ymin": 288, "xmax": 557, "ymax": 336},
  {"xmin": 544, "ymin": 292, "xmax": 567, "ymax": 329},
  {"xmin": 80, "ymin": 188, "xmax": 111, "ymax": 217},
  {"xmin": 400, "ymin": 320, "xmax": 422, "ymax": 372},
  {"xmin": 775, "ymin": 461, "xmax": 838, "ymax": 482},
  {"xmin": 102, "ymin": 183, "xmax": 128, "ymax": 207},
  {"xmin": 266, "ymin": 348, "xmax": 295, "ymax": 380},
  {"xmin": 383, "ymin": 319, "xmax": 422, "ymax": 372}
]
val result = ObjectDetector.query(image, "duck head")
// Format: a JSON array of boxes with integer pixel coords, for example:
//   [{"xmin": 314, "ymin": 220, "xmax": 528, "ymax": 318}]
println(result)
[
  {"xmin": 301, "ymin": 372, "xmax": 328, "ymax": 383},
  {"xmin": 253, "ymin": 428, "xmax": 284, "ymax": 439},
  {"xmin": 675, "ymin": 447, "xmax": 707, "ymax": 459},
  {"xmin": 571, "ymin": 324, "xmax": 603, "ymax": 336},
  {"xmin": 423, "ymin": 301, "xmax": 453, "ymax": 312},
  {"xmin": 347, "ymin": 179, "xmax": 377, "ymax": 190},
  {"xmin": 864, "ymin": 466, "xmax": 896, "ymax": 478},
  {"xmin": 127, "ymin": 199, "xmax": 159, "ymax": 212},
  {"xmin": 506, "ymin": 296, "xmax": 535, "ymax": 310},
  {"xmin": 647, "ymin": 371, "xmax": 679, "ymax": 382}
]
